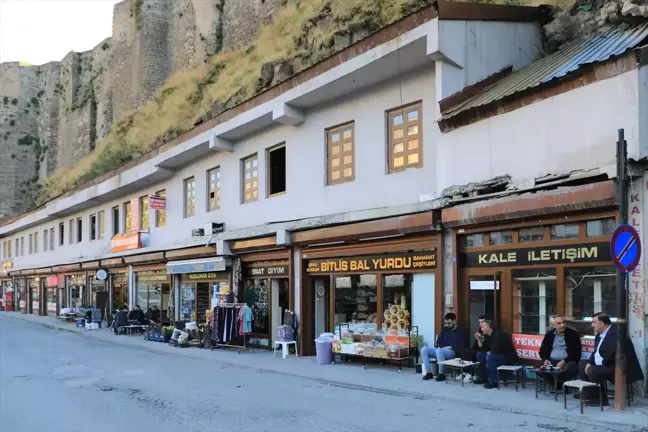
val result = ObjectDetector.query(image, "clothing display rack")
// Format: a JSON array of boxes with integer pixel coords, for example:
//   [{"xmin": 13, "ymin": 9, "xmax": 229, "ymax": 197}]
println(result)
[{"xmin": 210, "ymin": 303, "xmax": 251, "ymax": 353}]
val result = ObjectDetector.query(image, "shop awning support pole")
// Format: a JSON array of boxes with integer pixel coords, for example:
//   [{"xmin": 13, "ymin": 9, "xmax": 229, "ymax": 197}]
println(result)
[{"xmin": 614, "ymin": 128, "xmax": 628, "ymax": 412}]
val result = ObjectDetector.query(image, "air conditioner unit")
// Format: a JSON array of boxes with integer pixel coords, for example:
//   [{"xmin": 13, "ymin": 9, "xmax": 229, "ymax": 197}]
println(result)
[{"xmin": 192, "ymin": 228, "xmax": 205, "ymax": 237}]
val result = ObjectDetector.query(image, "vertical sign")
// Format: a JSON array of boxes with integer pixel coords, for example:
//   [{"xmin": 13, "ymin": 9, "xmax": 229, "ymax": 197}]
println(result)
[
  {"xmin": 130, "ymin": 198, "xmax": 139, "ymax": 234},
  {"xmin": 628, "ymin": 176, "xmax": 645, "ymax": 371}
]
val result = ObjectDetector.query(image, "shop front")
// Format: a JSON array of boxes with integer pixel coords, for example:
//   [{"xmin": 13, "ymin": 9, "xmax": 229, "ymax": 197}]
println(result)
[
  {"xmin": 240, "ymin": 254, "xmax": 291, "ymax": 348},
  {"xmin": 14, "ymin": 277, "xmax": 26, "ymax": 313},
  {"xmin": 45, "ymin": 275, "xmax": 59, "ymax": 317},
  {"xmin": 65, "ymin": 273, "xmax": 87, "ymax": 309},
  {"xmin": 1, "ymin": 278, "xmax": 13, "ymax": 311},
  {"xmin": 134, "ymin": 269, "xmax": 172, "ymax": 325},
  {"xmin": 27, "ymin": 277, "xmax": 41, "ymax": 315},
  {"xmin": 455, "ymin": 212, "xmax": 617, "ymax": 361},
  {"xmin": 166, "ymin": 257, "xmax": 230, "ymax": 325},
  {"xmin": 300, "ymin": 233, "xmax": 440, "ymax": 359}
]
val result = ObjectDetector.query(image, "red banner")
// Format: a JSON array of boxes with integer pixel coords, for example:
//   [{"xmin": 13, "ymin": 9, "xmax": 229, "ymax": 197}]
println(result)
[{"xmin": 512, "ymin": 333, "xmax": 595, "ymax": 361}]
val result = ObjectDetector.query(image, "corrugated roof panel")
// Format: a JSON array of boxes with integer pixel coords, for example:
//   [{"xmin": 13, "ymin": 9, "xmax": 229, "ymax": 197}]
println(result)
[{"xmin": 442, "ymin": 23, "xmax": 648, "ymax": 120}]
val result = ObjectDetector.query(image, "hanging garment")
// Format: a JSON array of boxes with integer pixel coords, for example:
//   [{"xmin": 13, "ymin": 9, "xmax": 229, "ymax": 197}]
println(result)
[
  {"xmin": 222, "ymin": 307, "xmax": 229, "ymax": 343},
  {"xmin": 238, "ymin": 307, "xmax": 244, "ymax": 336},
  {"xmin": 242, "ymin": 305, "xmax": 253, "ymax": 334},
  {"xmin": 211, "ymin": 307, "xmax": 221, "ymax": 343}
]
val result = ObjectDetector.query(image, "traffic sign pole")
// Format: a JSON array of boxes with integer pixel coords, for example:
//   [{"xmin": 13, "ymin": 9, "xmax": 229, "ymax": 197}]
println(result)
[{"xmin": 615, "ymin": 129, "xmax": 628, "ymax": 412}]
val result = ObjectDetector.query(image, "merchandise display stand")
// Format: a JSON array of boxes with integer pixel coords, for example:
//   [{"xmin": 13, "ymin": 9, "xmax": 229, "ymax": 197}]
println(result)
[{"xmin": 210, "ymin": 303, "xmax": 251, "ymax": 354}]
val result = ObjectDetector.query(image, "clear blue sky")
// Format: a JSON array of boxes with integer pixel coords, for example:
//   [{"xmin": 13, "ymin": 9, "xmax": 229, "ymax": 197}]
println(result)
[{"xmin": 0, "ymin": 0, "xmax": 120, "ymax": 65}]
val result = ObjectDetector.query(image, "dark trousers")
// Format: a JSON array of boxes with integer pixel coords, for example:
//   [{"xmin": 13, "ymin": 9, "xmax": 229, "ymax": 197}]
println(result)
[
  {"xmin": 578, "ymin": 360, "xmax": 614, "ymax": 400},
  {"xmin": 536, "ymin": 359, "xmax": 578, "ymax": 387},
  {"xmin": 476, "ymin": 352, "xmax": 507, "ymax": 383}
]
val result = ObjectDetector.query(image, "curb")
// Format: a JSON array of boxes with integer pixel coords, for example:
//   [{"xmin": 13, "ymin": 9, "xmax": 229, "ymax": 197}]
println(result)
[{"xmin": 4, "ymin": 313, "xmax": 646, "ymax": 430}]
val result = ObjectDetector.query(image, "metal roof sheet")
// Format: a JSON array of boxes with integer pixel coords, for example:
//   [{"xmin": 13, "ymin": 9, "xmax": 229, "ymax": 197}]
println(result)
[{"xmin": 441, "ymin": 22, "xmax": 648, "ymax": 120}]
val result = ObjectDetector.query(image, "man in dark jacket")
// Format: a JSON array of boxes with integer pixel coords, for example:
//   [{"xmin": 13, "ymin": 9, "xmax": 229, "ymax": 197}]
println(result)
[
  {"xmin": 474, "ymin": 320, "xmax": 518, "ymax": 389},
  {"xmin": 538, "ymin": 314, "xmax": 581, "ymax": 386},
  {"xmin": 577, "ymin": 312, "xmax": 645, "ymax": 406},
  {"xmin": 112, "ymin": 307, "xmax": 128, "ymax": 334},
  {"xmin": 421, "ymin": 313, "xmax": 467, "ymax": 382}
]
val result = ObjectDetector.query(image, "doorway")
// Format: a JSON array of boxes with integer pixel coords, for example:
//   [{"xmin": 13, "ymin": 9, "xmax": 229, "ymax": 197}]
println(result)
[
  {"xmin": 465, "ymin": 272, "xmax": 502, "ymax": 337},
  {"xmin": 302, "ymin": 276, "xmax": 330, "ymax": 356}
]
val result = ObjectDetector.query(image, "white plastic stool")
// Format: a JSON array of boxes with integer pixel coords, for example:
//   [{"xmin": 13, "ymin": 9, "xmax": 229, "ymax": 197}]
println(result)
[{"xmin": 274, "ymin": 340, "xmax": 298, "ymax": 359}]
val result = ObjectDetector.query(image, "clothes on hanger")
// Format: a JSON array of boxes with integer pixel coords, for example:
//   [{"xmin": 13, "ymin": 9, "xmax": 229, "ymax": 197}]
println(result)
[{"xmin": 242, "ymin": 305, "xmax": 253, "ymax": 334}]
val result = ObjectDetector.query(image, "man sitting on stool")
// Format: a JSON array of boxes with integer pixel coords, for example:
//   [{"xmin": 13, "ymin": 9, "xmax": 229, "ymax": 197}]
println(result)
[
  {"xmin": 538, "ymin": 314, "xmax": 581, "ymax": 388},
  {"xmin": 474, "ymin": 320, "xmax": 519, "ymax": 389},
  {"xmin": 421, "ymin": 313, "xmax": 467, "ymax": 382}
]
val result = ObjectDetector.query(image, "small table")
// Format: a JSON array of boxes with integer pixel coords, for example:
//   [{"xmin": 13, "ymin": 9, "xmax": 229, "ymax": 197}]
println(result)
[
  {"xmin": 120, "ymin": 325, "xmax": 146, "ymax": 335},
  {"xmin": 496, "ymin": 365, "xmax": 526, "ymax": 391},
  {"xmin": 274, "ymin": 340, "xmax": 298, "ymax": 359},
  {"xmin": 563, "ymin": 380, "xmax": 603, "ymax": 414},
  {"xmin": 534, "ymin": 367, "xmax": 562, "ymax": 400},
  {"xmin": 439, "ymin": 359, "xmax": 477, "ymax": 387}
]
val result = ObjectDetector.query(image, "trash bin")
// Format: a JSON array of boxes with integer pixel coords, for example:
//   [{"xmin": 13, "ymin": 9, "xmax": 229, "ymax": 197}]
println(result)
[{"xmin": 315, "ymin": 335, "xmax": 334, "ymax": 364}]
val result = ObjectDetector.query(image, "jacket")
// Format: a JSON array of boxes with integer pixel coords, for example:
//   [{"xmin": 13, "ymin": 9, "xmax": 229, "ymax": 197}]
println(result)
[
  {"xmin": 114, "ymin": 311, "xmax": 128, "ymax": 327},
  {"xmin": 490, "ymin": 330, "xmax": 518, "ymax": 365},
  {"xmin": 588, "ymin": 326, "xmax": 645, "ymax": 383},
  {"xmin": 539, "ymin": 327, "xmax": 582, "ymax": 363},
  {"xmin": 435, "ymin": 325, "xmax": 467, "ymax": 353},
  {"xmin": 471, "ymin": 330, "xmax": 491, "ymax": 352}
]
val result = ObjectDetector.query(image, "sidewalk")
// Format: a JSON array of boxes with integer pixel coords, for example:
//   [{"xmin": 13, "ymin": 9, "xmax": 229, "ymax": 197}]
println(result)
[{"xmin": 4, "ymin": 312, "xmax": 648, "ymax": 430}]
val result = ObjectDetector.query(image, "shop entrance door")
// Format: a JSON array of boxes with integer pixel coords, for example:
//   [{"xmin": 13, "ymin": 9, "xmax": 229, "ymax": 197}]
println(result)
[
  {"xmin": 303, "ymin": 276, "xmax": 330, "ymax": 356},
  {"xmin": 465, "ymin": 272, "xmax": 503, "ymax": 337}
]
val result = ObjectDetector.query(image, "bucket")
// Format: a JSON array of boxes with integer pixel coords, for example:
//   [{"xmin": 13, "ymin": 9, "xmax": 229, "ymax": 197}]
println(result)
[{"xmin": 315, "ymin": 336, "xmax": 334, "ymax": 364}]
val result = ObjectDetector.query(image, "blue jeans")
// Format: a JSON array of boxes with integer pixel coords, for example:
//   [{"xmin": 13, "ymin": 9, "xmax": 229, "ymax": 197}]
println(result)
[
  {"xmin": 420, "ymin": 346, "xmax": 455, "ymax": 374},
  {"xmin": 477, "ymin": 352, "xmax": 506, "ymax": 383}
]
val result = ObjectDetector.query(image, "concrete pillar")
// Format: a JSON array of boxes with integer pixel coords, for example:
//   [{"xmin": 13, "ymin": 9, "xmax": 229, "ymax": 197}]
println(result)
[{"xmin": 443, "ymin": 228, "xmax": 454, "ymax": 314}]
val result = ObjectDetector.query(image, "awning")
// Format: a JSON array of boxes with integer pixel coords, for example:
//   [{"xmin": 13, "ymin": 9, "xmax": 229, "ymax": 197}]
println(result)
[{"xmin": 166, "ymin": 257, "xmax": 227, "ymax": 274}]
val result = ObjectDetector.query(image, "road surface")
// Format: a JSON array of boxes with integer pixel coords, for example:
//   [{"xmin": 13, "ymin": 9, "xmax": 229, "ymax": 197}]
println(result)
[{"xmin": 0, "ymin": 316, "xmax": 626, "ymax": 432}]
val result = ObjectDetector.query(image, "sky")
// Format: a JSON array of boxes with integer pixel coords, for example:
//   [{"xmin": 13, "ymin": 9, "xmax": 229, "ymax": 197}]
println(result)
[{"xmin": 0, "ymin": 0, "xmax": 121, "ymax": 65}]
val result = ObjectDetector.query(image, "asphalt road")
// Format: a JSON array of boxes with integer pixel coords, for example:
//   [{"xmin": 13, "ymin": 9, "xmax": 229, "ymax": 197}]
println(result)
[{"xmin": 0, "ymin": 316, "xmax": 626, "ymax": 432}]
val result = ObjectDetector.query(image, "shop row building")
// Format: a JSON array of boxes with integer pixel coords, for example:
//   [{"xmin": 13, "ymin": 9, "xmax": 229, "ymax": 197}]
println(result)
[{"xmin": 1, "ymin": 2, "xmax": 647, "ymax": 390}]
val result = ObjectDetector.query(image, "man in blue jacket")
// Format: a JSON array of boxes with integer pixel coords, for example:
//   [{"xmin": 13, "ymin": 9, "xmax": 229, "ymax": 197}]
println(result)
[{"xmin": 421, "ymin": 313, "xmax": 467, "ymax": 381}]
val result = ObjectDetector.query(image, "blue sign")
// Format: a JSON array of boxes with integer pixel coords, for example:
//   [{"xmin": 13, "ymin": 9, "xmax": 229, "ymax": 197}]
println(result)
[{"xmin": 610, "ymin": 224, "xmax": 642, "ymax": 273}]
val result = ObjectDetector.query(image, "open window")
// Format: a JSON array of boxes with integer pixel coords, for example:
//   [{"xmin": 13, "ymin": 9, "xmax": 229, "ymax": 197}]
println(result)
[{"xmin": 267, "ymin": 144, "xmax": 286, "ymax": 196}]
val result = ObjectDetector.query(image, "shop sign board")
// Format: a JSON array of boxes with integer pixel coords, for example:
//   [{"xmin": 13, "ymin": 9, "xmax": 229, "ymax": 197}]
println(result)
[
  {"xmin": 110, "ymin": 232, "xmax": 141, "ymax": 253},
  {"xmin": 46, "ymin": 276, "xmax": 58, "ymax": 287},
  {"xmin": 610, "ymin": 224, "xmax": 641, "ymax": 273},
  {"xmin": 150, "ymin": 195, "xmax": 166, "ymax": 210},
  {"xmin": 460, "ymin": 242, "xmax": 610, "ymax": 268},
  {"xmin": 306, "ymin": 251, "xmax": 436, "ymax": 274},
  {"xmin": 69, "ymin": 274, "xmax": 86, "ymax": 286},
  {"xmin": 137, "ymin": 273, "xmax": 169, "ymax": 283},
  {"xmin": 512, "ymin": 333, "xmax": 594, "ymax": 361},
  {"xmin": 184, "ymin": 272, "xmax": 226, "ymax": 281},
  {"xmin": 244, "ymin": 265, "xmax": 289, "ymax": 278},
  {"xmin": 96, "ymin": 269, "xmax": 108, "ymax": 281},
  {"xmin": 167, "ymin": 259, "xmax": 226, "ymax": 274},
  {"xmin": 130, "ymin": 198, "xmax": 139, "ymax": 234}
]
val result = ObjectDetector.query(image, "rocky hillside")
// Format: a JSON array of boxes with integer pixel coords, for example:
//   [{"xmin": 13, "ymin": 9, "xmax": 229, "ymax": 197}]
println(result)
[{"xmin": 2, "ymin": 0, "xmax": 647, "ymax": 216}]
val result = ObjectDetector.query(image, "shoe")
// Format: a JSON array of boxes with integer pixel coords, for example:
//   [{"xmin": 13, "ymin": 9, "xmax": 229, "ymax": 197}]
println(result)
[
  {"xmin": 435, "ymin": 374, "xmax": 446, "ymax": 382},
  {"xmin": 422, "ymin": 372, "xmax": 434, "ymax": 381},
  {"xmin": 473, "ymin": 377, "xmax": 488, "ymax": 385},
  {"xmin": 483, "ymin": 382, "xmax": 498, "ymax": 389}
]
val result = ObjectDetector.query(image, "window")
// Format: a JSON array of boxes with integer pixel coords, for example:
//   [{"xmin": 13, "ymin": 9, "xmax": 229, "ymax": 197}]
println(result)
[
  {"xmin": 184, "ymin": 177, "xmax": 196, "ymax": 217},
  {"xmin": 242, "ymin": 155, "xmax": 258, "ymax": 204},
  {"xmin": 9, "ymin": 240, "xmax": 13, "ymax": 258},
  {"xmin": 155, "ymin": 190, "xmax": 166, "ymax": 227},
  {"xmin": 586, "ymin": 218, "xmax": 615, "ymax": 237},
  {"xmin": 267, "ymin": 144, "xmax": 286, "ymax": 196},
  {"xmin": 139, "ymin": 196, "xmax": 149, "ymax": 230},
  {"xmin": 34, "ymin": 232, "xmax": 38, "ymax": 253},
  {"xmin": 463, "ymin": 233, "xmax": 485, "ymax": 248},
  {"xmin": 14, "ymin": 239, "xmax": 18, "ymax": 257},
  {"xmin": 519, "ymin": 227, "xmax": 544, "ymax": 243},
  {"xmin": 565, "ymin": 266, "xmax": 616, "ymax": 335},
  {"xmin": 59, "ymin": 222, "xmax": 64, "ymax": 246},
  {"xmin": 388, "ymin": 102, "xmax": 422, "ymax": 172},
  {"xmin": 243, "ymin": 279, "xmax": 269, "ymax": 333},
  {"xmin": 334, "ymin": 275, "xmax": 377, "ymax": 327},
  {"xmin": 123, "ymin": 202, "xmax": 132, "ymax": 232},
  {"xmin": 327, "ymin": 123, "xmax": 354, "ymax": 185},
  {"xmin": 29, "ymin": 234, "xmax": 33, "ymax": 254},
  {"xmin": 69, "ymin": 219, "xmax": 74, "ymax": 244},
  {"xmin": 382, "ymin": 274, "xmax": 412, "ymax": 331},
  {"xmin": 207, "ymin": 168, "xmax": 221, "ymax": 211},
  {"xmin": 90, "ymin": 214, "xmax": 97, "ymax": 240},
  {"xmin": 50, "ymin": 228, "xmax": 55, "ymax": 251},
  {"xmin": 43, "ymin": 230, "xmax": 48, "ymax": 252},
  {"xmin": 512, "ymin": 268, "xmax": 557, "ymax": 335},
  {"xmin": 98, "ymin": 211, "xmax": 105, "ymax": 240},
  {"xmin": 550, "ymin": 223, "xmax": 579, "ymax": 240},
  {"xmin": 76, "ymin": 218, "xmax": 82, "ymax": 243},
  {"xmin": 489, "ymin": 230, "xmax": 513, "ymax": 246},
  {"xmin": 20, "ymin": 237, "xmax": 24, "ymax": 256},
  {"xmin": 112, "ymin": 206, "xmax": 119, "ymax": 236}
]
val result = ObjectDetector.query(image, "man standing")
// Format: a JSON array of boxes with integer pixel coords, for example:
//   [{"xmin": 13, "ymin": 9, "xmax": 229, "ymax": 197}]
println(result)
[
  {"xmin": 538, "ymin": 314, "xmax": 581, "ymax": 386},
  {"xmin": 421, "ymin": 313, "xmax": 467, "ymax": 382},
  {"xmin": 474, "ymin": 320, "xmax": 518, "ymax": 389}
]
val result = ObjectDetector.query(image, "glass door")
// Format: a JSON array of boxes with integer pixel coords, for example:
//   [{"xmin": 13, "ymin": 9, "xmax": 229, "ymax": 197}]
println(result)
[{"xmin": 466, "ymin": 272, "xmax": 502, "ymax": 336}]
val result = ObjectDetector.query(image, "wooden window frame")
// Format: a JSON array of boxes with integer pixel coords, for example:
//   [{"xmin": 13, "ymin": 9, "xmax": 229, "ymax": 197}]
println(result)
[
  {"xmin": 139, "ymin": 195, "xmax": 150, "ymax": 230},
  {"xmin": 184, "ymin": 177, "xmax": 196, "ymax": 218},
  {"xmin": 97, "ymin": 211, "xmax": 105, "ymax": 240},
  {"xmin": 326, "ymin": 122, "xmax": 355, "ymax": 185},
  {"xmin": 111, "ymin": 206, "xmax": 120, "ymax": 236},
  {"xmin": 207, "ymin": 167, "xmax": 221, "ymax": 212},
  {"xmin": 123, "ymin": 201, "xmax": 132, "ymax": 232},
  {"xmin": 43, "ymin": 229, "xmax": 48, "ymax": 252},
  {"xmin": 387, "ymin": 102, "xmax": 423, "ymax": 173},
  {"xmin": 90, "ymin": 214, "xmax": 97, "ymax": 241},
  {"xmin": 76, "ymin": 217, "xmax": 83, "ymax": 243},
  {"xmin": 50, "ymin": 227, "xmax": 55, "ymax": 250},
  {"xmin": 266, "ymin": 143, "xmax": 287, "ymax": 197},
  {"xmin": 155, "ymin": 190, "xmax": 166, "ymax": 227},
  {"xmin": 242, "ymin": 153, "xmax": 259, "ymax": 204}
]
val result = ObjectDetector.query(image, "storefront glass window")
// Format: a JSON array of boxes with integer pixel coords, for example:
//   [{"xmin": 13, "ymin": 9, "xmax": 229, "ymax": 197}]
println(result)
[
  {"xmin": 136, "ymin": 273, "xmax": 170, "ymax": 323},
  {"xmin": 519, "ymin": 227, "xmax": 544, "ymax": 243},
  {"xmin": 382, "ymin": 274, "xmax": 412, "ymax": 331},
  {"xmin": 512, "ymin": 268, "xmax": 557, "ymax": 335},
  {"xmin": 181, "ymin": 283, "xmax": 196, "ymax": 322},
  {"xmin": 29, "ymin": 278, "xmax": 40, "ymax": 314},
  {"xmin": 586, "ymin": 218, "xmax": 615, "ymax": 237},
  {"xmin": 565, "ymin": 266, "xmax": 616, "ymax": 335},
  {"xmin": 244, "ymin": 279, "xmax": 269, "ymax": 334},
  {"xmin": 334, "ymin": 275, "xmax": 377, "ymax": 326},
  {"xmin": 112, "ymin": 275, "xmax": 128, "ymax": 310},
  {"xmin": 489, "ymin": 230, "xmax": 513, "ymax": 246},
  {"xmin": 550, "ymin": 223, "xmax": 579, "ymax": 240},
  {"xmin": 15, "ymin": 278, "xmax": 26, "ymax": 312},
  {"xmin": 463, "ymin": 233, "xmax": 484, "ymax": 248}
]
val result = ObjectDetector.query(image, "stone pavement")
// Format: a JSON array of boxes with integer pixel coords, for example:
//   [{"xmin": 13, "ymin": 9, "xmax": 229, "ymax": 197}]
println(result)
[{"xmin": 4, "ymin": 312, "xmax": 648, "ymax": 430}]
